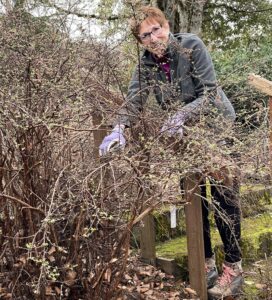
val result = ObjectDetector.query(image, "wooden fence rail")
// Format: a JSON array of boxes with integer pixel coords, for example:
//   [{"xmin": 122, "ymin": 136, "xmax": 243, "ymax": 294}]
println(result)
[
  {"xmin": 248, "ymin": 73, "xmax": 272, "ymax": 170},
  {"xmin": 135, "ymin": 175, "xmax": 207, "ymax": 299}
]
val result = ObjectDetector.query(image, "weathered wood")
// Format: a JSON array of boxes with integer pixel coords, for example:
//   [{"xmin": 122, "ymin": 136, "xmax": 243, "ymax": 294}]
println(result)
[
  {"xmin": 184, "ymin": 175, "xmax": 207, "ymax": 300},
  {"xmin": 248, "ymin": 74, "xmax": 272, "ymax": 174},
  {"xmin": 269, "ymin": 97, "xmax": 272, "ymax": 169},
  {"xmin": 92, "ymin": 114, "xmax": 107, "ymax": 159},
  {"xmin": 140, "ymin": 214, "xmax": 156, "ymax": 265},
  {"xmin": 133, "ymin": 206, "xmax": 154, "ymax": 225},
  {"xmin": 248, "ymin": 73, "xmax": 272, "ymax": 97},
  {"xmin": 156, "ymin": 257, "xmax": 181, "ymax": 276}
]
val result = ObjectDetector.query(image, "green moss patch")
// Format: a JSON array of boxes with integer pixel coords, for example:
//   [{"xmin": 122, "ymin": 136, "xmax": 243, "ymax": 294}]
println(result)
[
  {"xmin": 155, "ymin": 213, "xmax": 272, "ymax": 299},
  {"xmin": 156, "ymin": 213, "xmax": 272, "ymax": 262}
]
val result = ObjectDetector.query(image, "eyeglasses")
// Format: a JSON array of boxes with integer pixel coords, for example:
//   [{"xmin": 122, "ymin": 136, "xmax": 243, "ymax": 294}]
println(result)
[{"xmin": 138, "ymin": 26, "xmax": 162, "ymax": 41}]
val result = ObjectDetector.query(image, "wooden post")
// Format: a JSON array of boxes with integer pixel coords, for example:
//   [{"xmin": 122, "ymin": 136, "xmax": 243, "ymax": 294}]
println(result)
[
  {"xmin": 92, "ymin": 115, "xmax": 157, "ymax": 264},
  {"xmin": 140, "ymin": 214, "xmax": 156, "ymax": 265},
  {"xmin": 138, "ymin": 148, "xmax": 156, "ymax": 265},
  {"xmin": 92, "ymin": 113, "xmax": 107, "ymax": 159},
  {"xmin": 269, "ymin": 97, "xmax": 272, "ymax": 167},
  {"xmin": 184, "ymin": 175, "xmax": 207, "ymax": 300},
  {"xmin": 248, "ymin": 73, "xmax": 272, "ymax": 171},
  {"xmin": 248, "ymin": 73, "xmax": 272, "ymax": 97}
]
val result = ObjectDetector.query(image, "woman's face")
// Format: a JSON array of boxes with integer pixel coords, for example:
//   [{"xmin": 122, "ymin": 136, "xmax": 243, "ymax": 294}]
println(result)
[{"xmin": 138, "ymin": 18, "xmax": 170, "ymax": 57}]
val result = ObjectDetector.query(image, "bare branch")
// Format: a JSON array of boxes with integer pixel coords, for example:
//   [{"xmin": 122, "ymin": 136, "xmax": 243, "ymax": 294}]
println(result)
[
  {"xmin": 0, "ymin": 194, "xmax": 45, "ymax": 215},
  {"xmin": 49, "ymin": 2, "xmax": 120, "ymax": 20},
  {"xmin": 207, "ymin": 2, "xmax": 272, "ymax": 14}
]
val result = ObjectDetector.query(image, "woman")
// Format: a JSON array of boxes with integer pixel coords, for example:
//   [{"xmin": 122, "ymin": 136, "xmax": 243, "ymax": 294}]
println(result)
[{"xmin": 99, "ymin": 6, "xmax": 243, "ymax": 298}]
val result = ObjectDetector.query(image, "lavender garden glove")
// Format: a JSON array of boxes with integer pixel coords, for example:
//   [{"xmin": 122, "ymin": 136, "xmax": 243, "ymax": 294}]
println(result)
[
  {"xmin": 99, "ymin": 124, "xmax": 126, "ymax": 156},
  {"xmin": 160, "ymin": 111, "xmax": 186, "ymax": 137}
]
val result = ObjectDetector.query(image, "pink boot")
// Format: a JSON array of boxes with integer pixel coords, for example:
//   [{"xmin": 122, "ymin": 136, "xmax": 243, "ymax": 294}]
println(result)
[{"xmin": 208, "ymin": 260, "xmax": 243, "ymax": 299}]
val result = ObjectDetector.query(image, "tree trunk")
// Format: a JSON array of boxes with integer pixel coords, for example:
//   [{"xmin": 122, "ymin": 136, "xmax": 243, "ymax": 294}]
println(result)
[{"xmin": 150, "ymin": 0, "xmax": 207, "ymax": 35}]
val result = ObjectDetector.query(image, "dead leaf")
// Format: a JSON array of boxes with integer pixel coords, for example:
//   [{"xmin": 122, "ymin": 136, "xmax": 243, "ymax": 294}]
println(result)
[
  {"xmin": 48, "ymin": 246, "xmax": 56, "ymax": 255},
  {"xmin": 140, "ymin": 286, "xmax": 150, "ymax": 293},
  {"xmin": 14, "ymin": 255, "xmax": 27, "ymax": 267},
  {"xmin": 87, "ymin": 271, "xmax": 95, "ymax": 282},
  {"xmin": 66, "ymin": 270, "xmax": 77, "ymax": 280},
  {"xmin": 124, "ymin": 274, "xmax": 132, "ymax": 280},
  {"xmin": 18, "ymin": 255, "xmax": 27, "ymax": 265},
  {"xmin": 104, "ymin": 268, "xmax": 111, "ymax": 282},
  {"xmin": 45, "ymin": 286, "xmax": 53, "ymax": 295},
  {"xmin": 127, "ymin": 286, "xmax": 136, "ymax": 292},
  {"xmin": 0, "ymin": 287, "xmax": 7, "ymax": 293},
  {"xmin": 170, "ymin": 291, "xmax": 180, "ymax": 296},
  {"xmin": 158, "ymin": 271, "xmax": 166, "ymax": 278},
  {"xmin": 64, "ymin": 270, "xmax": 77, "ymax": 286},
  {"xmin": 184, "ymin": 287, "xmax": 197, "ymax": 296},
  {"xmin": 255, "ymin": 283, "xmax": 267, "ymax": 290},
  {"xmin": 168, "ymin": 291, "xmax": 180, "ymax": 300},
  {"xmin": 48, "ymin": 256, "xmax": 55, "ymax": 263},
  {"xmin": 57, "ymin": 246, "xmax": 68, "ymax": 253},
  {"xmin": 144, "ymin": 289, "xmax": 153, "ymax": 295},
  {"xmin": 139, "ymin": 269, "xmax": 153, "ymax": 276},
  {"xmin": 13, "ymin": 263, "xmax": 21, "ymax": 268},
  {"xmin": 54, "ymin": 286, "xmax": 62, "ymax": 295},
  {"xmin": 133, "ymin": 274, "xmax": 139, "ymax": 282}
]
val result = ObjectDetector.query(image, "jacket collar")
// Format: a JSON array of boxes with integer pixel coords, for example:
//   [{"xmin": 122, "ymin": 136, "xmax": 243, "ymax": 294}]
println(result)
[{"xmin": 167, "ymin": 33, "xmax": 180, "ymax": 56}]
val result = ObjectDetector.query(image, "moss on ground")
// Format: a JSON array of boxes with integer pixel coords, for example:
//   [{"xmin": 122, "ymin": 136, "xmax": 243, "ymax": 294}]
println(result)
[
  {"xmin": 156, "ymin": 213, "xmax": 272, "ymax": 261},
  {"xmin": 156, "ymin": 213, "xmax": 272, "ymax": 299}
]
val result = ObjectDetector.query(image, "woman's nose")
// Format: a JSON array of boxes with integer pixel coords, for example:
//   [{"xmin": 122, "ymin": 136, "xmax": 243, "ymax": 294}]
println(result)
[{"xmin": 150, "ymin": 33, "xmax": 158, "ymax": 42}]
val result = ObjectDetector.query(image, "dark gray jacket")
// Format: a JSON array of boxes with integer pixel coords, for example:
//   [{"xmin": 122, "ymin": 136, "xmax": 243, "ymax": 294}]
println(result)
[{"xmin": 117, "ymin": 33, "xmax": 235, "ymax": 127}]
